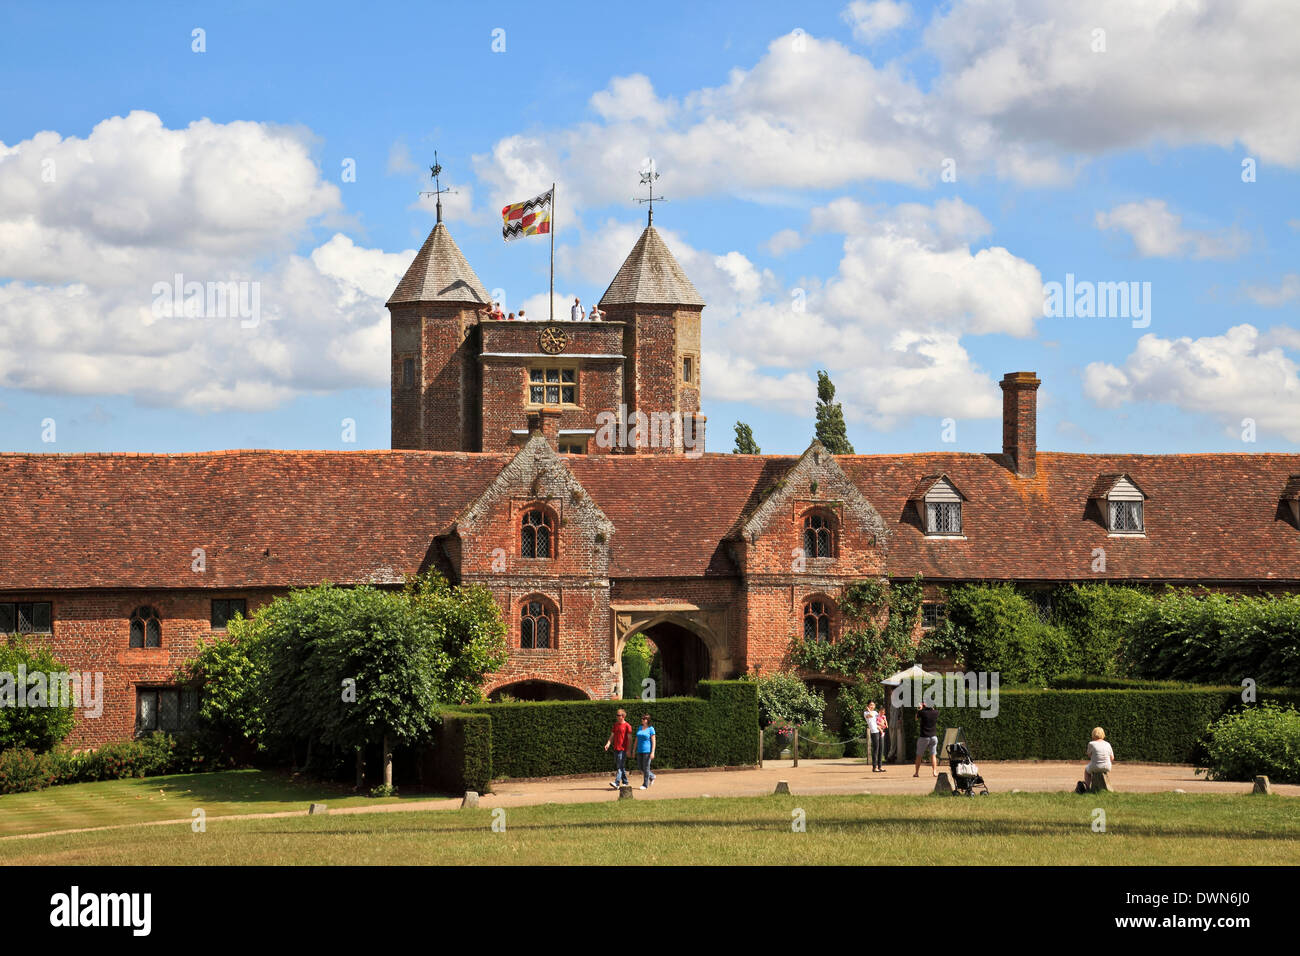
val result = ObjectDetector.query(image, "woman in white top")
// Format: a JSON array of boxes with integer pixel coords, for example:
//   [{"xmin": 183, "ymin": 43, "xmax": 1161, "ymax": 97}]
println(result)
[{"xmin": 1084, "ymin": 726, "xmax": 1115, "ymax": 789}]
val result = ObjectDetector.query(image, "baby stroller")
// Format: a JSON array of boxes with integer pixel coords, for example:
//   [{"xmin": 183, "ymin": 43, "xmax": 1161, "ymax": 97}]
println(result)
[{"xmin": 947, "ymin": 739, "xmax": 989, "ymax": 796}]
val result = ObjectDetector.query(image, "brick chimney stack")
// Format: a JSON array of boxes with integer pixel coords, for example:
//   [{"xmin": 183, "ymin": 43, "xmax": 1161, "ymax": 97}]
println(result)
[
  {"xmin": 1000, "ymin": 371, "xmax": 1041, "ymax": 478},
  {"xmin": 529, "ymin": 407, "xmax": 563, "ymax": 450}
]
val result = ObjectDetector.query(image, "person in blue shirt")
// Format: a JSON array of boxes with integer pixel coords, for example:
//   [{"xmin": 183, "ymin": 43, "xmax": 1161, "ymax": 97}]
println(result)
[{"xmin": 635, "ymin": 714, "xmax": 656, "ymax": 789}]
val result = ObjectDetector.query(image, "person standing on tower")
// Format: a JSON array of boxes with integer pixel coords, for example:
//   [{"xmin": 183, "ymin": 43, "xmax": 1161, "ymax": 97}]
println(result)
[{"xmin": 571, "ymin": 297, "xmax": 584, "ymax": 321}]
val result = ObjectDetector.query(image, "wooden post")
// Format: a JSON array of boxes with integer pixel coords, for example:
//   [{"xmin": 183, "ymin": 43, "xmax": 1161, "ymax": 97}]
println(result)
[
  {"xmin": 758, "ymin": 728, "xmax": 764, "ymax": 769},
  {"xmin": 793, "ymin": 727, "xmax": 799, "ymax": 768}
]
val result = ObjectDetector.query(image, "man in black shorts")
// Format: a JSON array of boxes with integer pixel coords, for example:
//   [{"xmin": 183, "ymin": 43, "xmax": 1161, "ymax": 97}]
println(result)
[{"xmin": 913, "ymin": 701, "xmax": 940, "ymax": 777}]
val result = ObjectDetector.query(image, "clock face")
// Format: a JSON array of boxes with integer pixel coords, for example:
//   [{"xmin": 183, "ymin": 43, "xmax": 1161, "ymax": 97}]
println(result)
[{"xmin": 540, "ymin": 326, "xmax": 567, "ymax": 354}]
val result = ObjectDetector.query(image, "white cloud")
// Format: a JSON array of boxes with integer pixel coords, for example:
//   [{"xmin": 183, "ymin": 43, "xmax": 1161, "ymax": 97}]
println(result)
[
  {"xmin": 1083, "ymin": 324, "xmax": 1300, "ymax": 441},
  {"xmin": 1245, "ymin": 273, "xmax": 1300, "ymax": 307},
  {"xmin": 926, "ymin": 0, "xmax": 1300, "ymax": 167},
  {"xmin": 842, "ymin": 1, "xmax": 911, "ymax": 42},
  {"xmin": 764, "ymin": 228, "xmax": 805, "ymax": 256},
  {"xmin": 1095, "ymin": 199, "xmax": 1245, "ymax": 260},
  {"xmin": 0, "ymin": 112, "xmax": 405, "ymax": 411},
  {"xmin": 557, "ymin": 196, "xmax": 1041, "ymax": 428}
]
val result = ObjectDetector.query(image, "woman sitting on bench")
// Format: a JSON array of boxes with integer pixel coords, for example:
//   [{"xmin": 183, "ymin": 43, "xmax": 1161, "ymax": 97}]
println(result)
[{"xmin": 1083, "ymin": 726, "xmax": 1115, "ymax": 790}]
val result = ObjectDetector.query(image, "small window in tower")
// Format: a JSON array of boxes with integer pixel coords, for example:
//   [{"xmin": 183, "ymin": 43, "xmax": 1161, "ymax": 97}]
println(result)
[
  {"xmin": 402, "ymin": 358, "xmax": 415, "ymax": 388},
  {"xmin": 683, "ymin": 356, "xmax": 693, "ymax": 383},
  {"xmin": 528, "ymin": 367, "xmax": 578, "ymax": 405}
]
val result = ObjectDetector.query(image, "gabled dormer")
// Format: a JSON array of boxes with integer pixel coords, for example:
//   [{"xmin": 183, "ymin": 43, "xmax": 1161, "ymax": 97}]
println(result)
[
  {"xmin": 1280, "ymin": 476, "xmax": 1300, "ymax": 529},
  {"xmin": 909, "ymin": 474, "xmax": 966, "ymax": 538},
  {"xmin": 451, "ymin": 434, "xmax": 614, "ymax": 580},
  {"xmin": 732, "ymin": 440, "xmax": 888, "ymax": 577},
  {"xmin": 1089, "ymin": 474, "xmax": 1147, "ymax": 536}
]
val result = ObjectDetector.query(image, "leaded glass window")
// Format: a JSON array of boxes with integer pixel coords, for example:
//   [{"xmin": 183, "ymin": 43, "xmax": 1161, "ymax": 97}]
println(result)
[
  {"xmin": 521, "ymin": 599, "xmax": 553, "ymax": 649},
  {"xmin": 529, "ymin": 368, "xmax": 576, "ymax": 405},
  {"xmin": 0, "ymin": 602, "xmax": 52, "ymax": 634},
  {"xmin": 803, "ymin": 513, "xmax": 834, "ymax": 558},
  {"xmin": 926, "ymin": 501, "xmax": 962, "ymax": 535},
  {"xmin": 1109, "ymin": 499, "xmax": 1143, "ymax": 533},
  {"xmin": 129, "ymin": 606, "xmax": 162, "ymax": 648},
  {"xmin": 521, "ymin": 509, "xmax": 553, "ymax": 558},
  {"xmin": 803, "ymin": 600, "xmax": 832, "ymax": 643}
]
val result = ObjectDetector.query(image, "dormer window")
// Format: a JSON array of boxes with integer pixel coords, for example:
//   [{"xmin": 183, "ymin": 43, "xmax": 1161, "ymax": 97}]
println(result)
[
  {"xmin": 1091, "ymin": 475, "xmax": 1147, "ymax": 536},
  {"xmin": 1109, "ymin": 499, "xmax": 1143, "ymax": 533},
  {"xmin": 911, "ymin": 475, "xmax": 966, "ymax": 537}
]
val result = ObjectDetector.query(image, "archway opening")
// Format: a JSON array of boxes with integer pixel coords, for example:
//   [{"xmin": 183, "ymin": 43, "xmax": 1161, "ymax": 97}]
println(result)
[
  {"xmin": 490, "ymin": 680, "xmax": 588, "ymax": 702},
  {"xmin": 641, "ymin": 621, "xmax": 711, "ymax": 698}
]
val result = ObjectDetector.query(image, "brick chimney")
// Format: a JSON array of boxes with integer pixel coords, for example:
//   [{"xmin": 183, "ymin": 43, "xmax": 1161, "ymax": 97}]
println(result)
[
  {"xmin": 1000, "ymin": 371, "xmax": 1041, "ymax": 477},
  {"xmin": 528, "ymin": 407, "xmax": 563, "ymax": 450}
]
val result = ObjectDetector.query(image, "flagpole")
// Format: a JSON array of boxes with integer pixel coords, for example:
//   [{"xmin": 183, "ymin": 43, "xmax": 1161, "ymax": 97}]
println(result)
[{"xmin": 549, "ymin": 182, "xmax": 555, "ymax": 322}]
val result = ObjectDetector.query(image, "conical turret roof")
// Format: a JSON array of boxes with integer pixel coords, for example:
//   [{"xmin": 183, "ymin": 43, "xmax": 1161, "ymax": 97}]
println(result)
[
  {"xmin": 599, "ymin": 225, "xmax": 705, "ymax": 308},
  {"xmin": 387, "ymin": 222, "xmax": 492, "ymax": 307}
]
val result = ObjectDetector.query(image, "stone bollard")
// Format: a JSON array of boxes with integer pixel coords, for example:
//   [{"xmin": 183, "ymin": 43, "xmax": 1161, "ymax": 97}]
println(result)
[
  {"xmin": 619, "ymin": 785, "xmax": 635, "ymax": 800},
  {"xmin": 308, "ymin": 803, "xmax": 327, "ymax": 815},
  {"xmin": 774, "ymin": 780, "xmax": 791, "ymax": 795},
  {"xmin": 461, "ymin": 791, "xmax": 479, "ymax": 808},
  {"xmin": 933, "ymin": 772, "xmax": 954, "ymax": 794},
  {"xmin": 1171, "ymin": 789, "xmax": 1186, "ymax": 794},
  {"xmin": 1252, "ymin": 776, "xmax": 1272, "ymax": 795}
]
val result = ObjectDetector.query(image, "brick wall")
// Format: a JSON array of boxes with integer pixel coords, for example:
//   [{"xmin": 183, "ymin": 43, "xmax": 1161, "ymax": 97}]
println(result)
[{"xmin": 15, "ymin": 589, "xmax": 280, "ymax": 747}]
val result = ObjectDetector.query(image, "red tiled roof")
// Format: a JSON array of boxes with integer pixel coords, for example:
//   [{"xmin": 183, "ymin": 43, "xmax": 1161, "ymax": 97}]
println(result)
[
  {"xmin": 839, "ymin": 452, "xmax": 1300, "ymax": 583},
  {"xmin": 0, "ymin": 450, "xmax": 505, "ymax": 590},
  {"xmin": 3, "ymin": 448, "xmax": 1300, "ymax": 590}
]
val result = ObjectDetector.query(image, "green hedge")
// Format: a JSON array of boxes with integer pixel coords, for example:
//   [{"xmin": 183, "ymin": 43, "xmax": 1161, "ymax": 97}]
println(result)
[
  {"xmin": 896, "ymin": 687, "xmax": 1300, "ymax": 764},
  {"xmin": 436, "ymin": 680, "xmax": 758, "ymax": 783},
  {"xmin": 427, "ymin": 712, "xmax": 492, "ymax": 793}
]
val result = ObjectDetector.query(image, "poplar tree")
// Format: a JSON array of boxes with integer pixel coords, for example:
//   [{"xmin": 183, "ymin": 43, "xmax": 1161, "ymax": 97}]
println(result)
[
  {"xmin": 814, "ymin": 370, "xmax": 854, "ymax": 454},
  {"xmin": 733, "ymin": 421, "xmax": 761, "ymax": 454}
]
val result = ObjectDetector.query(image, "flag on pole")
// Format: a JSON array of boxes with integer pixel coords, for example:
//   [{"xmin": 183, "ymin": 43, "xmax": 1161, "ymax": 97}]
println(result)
[{"xmin": 501, "ymin": 189, "xmax": 553, "ymax": 241}]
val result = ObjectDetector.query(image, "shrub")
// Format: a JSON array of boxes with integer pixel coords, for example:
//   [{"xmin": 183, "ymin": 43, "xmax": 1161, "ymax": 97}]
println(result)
[
  {"xmin": 749, "ymin": 672, "xmax": 825, "ymax": 729},
  {"xmin": 1126, "ymin": 589, "xmax": 1300, "ymax": 687},
  {"xmin": 0, "ymin": 636, "xmax": 76, "ymax": 753},
  {"xmin": 438, "ymin": 680, "xmax": 758, "ymax": 781},
  {"xmin": 895, "ymin": 687, "xmax": 1300, "ymax": 764},
  {"xmin": 793, "ymin": 725, "xmax": 845, "ymax": 759},
  {"xmin": 621, "ymin": 633, "xmax": 653, "ymax": 697},
  {"xmin": 1197, "ymin": 702, "xmax": 1300, "ymax": 784},
  {"xmin": 946, "ymin": 584, "xmax": 1075, "ymax": 685},
  {"xmin": 0, "ymin": 748, "xmax": 56, "ymax": 793}
]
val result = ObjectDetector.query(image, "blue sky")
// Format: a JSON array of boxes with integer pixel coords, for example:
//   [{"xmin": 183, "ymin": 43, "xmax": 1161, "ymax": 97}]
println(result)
[{"xmin": 1, "ymin": 0, "xmax": 1298, "ymax": 455}]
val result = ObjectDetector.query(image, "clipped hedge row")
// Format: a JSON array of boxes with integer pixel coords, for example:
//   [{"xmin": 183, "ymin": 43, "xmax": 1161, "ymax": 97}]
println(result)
[
  {"xmin": 432, "ymin": 680, "xmax": 759, "ymax": 786},
  {"xmin": 895, "ymin": 687, "xmax": 1300, "ymax": 764},
  {"xmin": 426, "ymin": 713, "xmax": 492, "ymax": 794}
]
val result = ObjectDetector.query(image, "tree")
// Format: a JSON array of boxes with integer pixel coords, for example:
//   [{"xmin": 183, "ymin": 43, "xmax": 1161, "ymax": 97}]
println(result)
[
  {"xmin": 182, "ymin": 572, "xmax": 507, "ymax": 789},
  {"xmin": 814, "ymin": 370, "xmax": 854, "ymax": 453},
  {"xmin": 733, "ymin": 422, "xmax": 761, "ymax": 454},
  {"xmin": 0, "ymin": 636, "xmax": 75, "ymax": 752},
  {"xmin": 621, "ymin": 632, "xmax": 653, "ymax": 698}
]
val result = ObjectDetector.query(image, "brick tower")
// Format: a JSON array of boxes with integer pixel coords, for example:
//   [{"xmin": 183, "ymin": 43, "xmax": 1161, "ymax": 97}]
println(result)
[
  {"xmin": 598, "ymin": 222, "xmax": 706, "ymax": 454},
  {"xmin": 388, "ymin": 215, "xmax": 492, "ymax": 450}
]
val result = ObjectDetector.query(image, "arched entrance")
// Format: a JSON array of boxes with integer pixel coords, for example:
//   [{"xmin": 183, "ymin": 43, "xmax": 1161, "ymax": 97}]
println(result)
[
  {"xmin": 642, "ymin": 621, "xmax": 711, "ymax": 699},
  {"xmin": 489, "ymin": 680, "xmax": 589, "ymax": 702},
  {"xmin": 613, "ymin": 605, "xmax": 732, "ymax": 699}
]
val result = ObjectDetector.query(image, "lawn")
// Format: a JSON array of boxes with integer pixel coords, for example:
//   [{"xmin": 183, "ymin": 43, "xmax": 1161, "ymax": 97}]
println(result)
[
  {"xmin": 2, "ymin": 790, "xmax": 1297, "ymax": 865},
  {"xmin": 0, "ymin": 769, "xmax": 413, "ymax": 838}
]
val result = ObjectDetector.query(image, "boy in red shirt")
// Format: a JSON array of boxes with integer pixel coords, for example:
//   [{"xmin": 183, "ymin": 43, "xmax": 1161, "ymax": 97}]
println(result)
[{"xmin": 604, "ymin": 708, "xmax": 632, "ymax": 788}]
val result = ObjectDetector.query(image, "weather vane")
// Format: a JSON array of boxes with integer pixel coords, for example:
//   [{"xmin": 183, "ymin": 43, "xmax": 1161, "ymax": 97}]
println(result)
[
  {"xmin": 634, "ymin": 161, "xmax": 667, "ymax": 225},
  {"xmin": 419, "ymin": 149, "xmax": 458, "ymax": 223}
]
